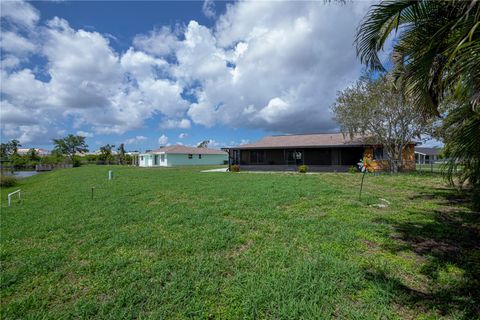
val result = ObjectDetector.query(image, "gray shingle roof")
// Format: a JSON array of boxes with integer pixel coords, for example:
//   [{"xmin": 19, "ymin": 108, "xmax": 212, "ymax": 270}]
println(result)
[
  {"xmin": 234, "ymin": 133, "xmax": 368, "ymax": 149},
  {"xmin": 415, "ymin": 147, "xmax": 442, "ymax": 156}
]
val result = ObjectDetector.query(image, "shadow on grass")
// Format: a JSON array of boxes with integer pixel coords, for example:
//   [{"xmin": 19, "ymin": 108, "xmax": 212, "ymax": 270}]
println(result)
[{"xmin": 372, "ymin": 188, "xmax": 480, "ymax": 318}]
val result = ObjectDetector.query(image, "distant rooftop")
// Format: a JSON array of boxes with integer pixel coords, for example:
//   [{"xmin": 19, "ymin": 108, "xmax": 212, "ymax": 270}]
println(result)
[
  {"xmin": 415, "ymin": 147, "xmax": 442, "ymax": 156},
  {"xmin": 147, "ymin": 145, "xmax": 227, "ymax": 155},
  {"xmin": 17, "ymin": 148, "xmax": 50, "ymax": 155}
]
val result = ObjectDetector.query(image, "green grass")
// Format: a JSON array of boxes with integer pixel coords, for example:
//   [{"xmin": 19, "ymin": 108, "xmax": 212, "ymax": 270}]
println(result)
[{"xmin": 1, "ymin": 166, "xmax": 478, "ymax": 319}]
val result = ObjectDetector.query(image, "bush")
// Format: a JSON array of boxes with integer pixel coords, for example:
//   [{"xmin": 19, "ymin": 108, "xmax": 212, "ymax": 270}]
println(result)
[
  {"xmin": 231, "ymin": 165, "xmax": 240, "ymax": 172},
  {"xmin": 298, "ymin": 165, "xmax": 309, "ymax": 173},
  {"xmin": 348, "ymin": 166, "xmax": 357, "ymax": 174},
  {"xmin": 41, "ymin": 153, "xmax": 65, "ymax": 165},
  {"xmin": 72, "ymin": 156, "xmax": 82, "ymax": 167},
  {"xmin": 0, "ymin": 175, "xmax": 17, "ymax": 188}
]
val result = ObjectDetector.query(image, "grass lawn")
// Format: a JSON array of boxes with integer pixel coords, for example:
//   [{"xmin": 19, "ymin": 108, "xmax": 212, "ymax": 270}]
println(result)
[{"xmin": 1, "ymin": 166, "xmax": 478, "ymax": 319}]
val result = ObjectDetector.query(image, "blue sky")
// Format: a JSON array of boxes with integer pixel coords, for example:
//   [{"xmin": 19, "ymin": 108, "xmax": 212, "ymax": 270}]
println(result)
[{"xmin": 1, "ymin": 1, "xmax": 439, "ymax": 151}]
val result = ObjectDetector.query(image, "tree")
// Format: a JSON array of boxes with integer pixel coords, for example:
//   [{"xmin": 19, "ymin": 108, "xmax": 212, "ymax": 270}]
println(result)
[
  {"xmin": 197, "ymin": 140, "xmax": 210, "ymax": 148},
  {"xmin": 355, "ymin": 0, "xmax": 480, "ymax": 197},
  {"xmin": 434, "ymin": 86, "xmax": 480, "ymax": 199},
  {"xmin": 117, "ymin": 143, "xmax": 126, "ymax": 165},
  {"xmin": 26, "ymin": 148, "xmax": 40, "ymax": 162},
  {"xmin": 52, "ymin": 135, "xmax": 89, "ymax": 163},
  {"xmin": 99, "ymin": 144, "xmax": 115, "ymax": 164},
  {"xmin": 332, "ymin": 75, "xmax": 430, "ymax": 172},
  {"xmin": 355, "ymin": 1, "xmax": 479, "ymax": 114},
  {"xmin": 0, "ymin": 139, "xmax": 21, "ymax": 159}
]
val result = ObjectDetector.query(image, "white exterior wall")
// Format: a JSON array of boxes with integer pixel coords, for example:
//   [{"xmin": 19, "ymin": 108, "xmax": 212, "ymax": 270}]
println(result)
[
  {"xmin": 166, "ymin": 153, "xmax": 227, "ymax": 166},
  {"xmin": 139, "ymin": 153, "xmax": 168, "ymax": 167},
  {"xmin": 138, "ymin": 152, "xmax": 226, "ymax": 167}
]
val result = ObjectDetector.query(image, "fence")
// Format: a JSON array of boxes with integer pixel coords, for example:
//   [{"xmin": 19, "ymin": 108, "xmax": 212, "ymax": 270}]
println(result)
[
  {"xmin": 369, "ymin": 159, "xmax": 446, "ymax": 173},
  {"xmin": 415, "ymin": 159, "xmax": 447, "ymax": 173}
]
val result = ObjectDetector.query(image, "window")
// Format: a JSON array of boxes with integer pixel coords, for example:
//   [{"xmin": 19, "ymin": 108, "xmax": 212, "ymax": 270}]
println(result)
[
  {"xmin": 160, "ymin": 154, "xmax": 165, "ymax": 162},
  {"xmin": 250, "ymin": 150, "xmax": 265, "ymax": 164},
  {"xmin": 374, "ymin": 148, "xmax": 384, "ymax": 160},
  {"xmin": 140, "ymin": 156, "xmax": 144, "ymax": 161},
  {"xmin": 154, "ymin": 155, "xmax": 159, "ymax": 165},
  {"xmin": 198, "ymin": 154, "xmax": 202, "ymax": 159},
  {"xmin": 188, "ymin": 154, "xmax": 193, "ymax": 159}
]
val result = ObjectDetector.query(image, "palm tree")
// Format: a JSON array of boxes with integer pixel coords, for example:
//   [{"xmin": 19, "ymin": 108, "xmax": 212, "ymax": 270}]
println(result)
[
  {"xmin": 355, "ymin": 0, "xmax": 480, "ymax": 203},
  {"xmin": 356, "ymin": 1, "xmax": 479, "ymax": 111}
]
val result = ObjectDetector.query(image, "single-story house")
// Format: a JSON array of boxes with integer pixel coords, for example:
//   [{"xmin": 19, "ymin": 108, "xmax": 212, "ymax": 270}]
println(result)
[
  {"xmin": 17, "ymin": 148, "xmax": 50, "ymax": 156},
  {"xmin": 227, "ymin": 133, "xmax": 416, "ymax": 172},
  {"xmin": 138, "ymin": 145, "xmax": 228, "ymax": 167},
  {"xmin": 415, "ymin": 147, "xmax": 442, "ymax": 164}
]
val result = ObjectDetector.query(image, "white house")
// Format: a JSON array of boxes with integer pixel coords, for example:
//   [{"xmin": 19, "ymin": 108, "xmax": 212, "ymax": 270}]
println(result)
[
  {"xmin": 138, "ymin": 145, "xmax": 227, "ymax": 167},
  {"xmin": 17, "ymin": 148, "xmax": 50, "ymax": 156},
  {"xmin": 415, "ymin": 147, "xmax": 442, "ymax": 164}
]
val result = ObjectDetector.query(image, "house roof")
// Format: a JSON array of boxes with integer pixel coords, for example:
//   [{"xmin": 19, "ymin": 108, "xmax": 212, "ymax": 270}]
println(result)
[
  {"xmin": 148, "ymin": 145, "xmax": 227, "ymax": 155},
  {"xmin": 415, "ymin": 147, "xmax": 442, "ymax": 156},
  {"xmin": 233, "ymin": 133, "xmax": 371, "ymax": 149},
  {"xmin": 17, "ymin": 148, "xmax": 50, "ymax": 154}
]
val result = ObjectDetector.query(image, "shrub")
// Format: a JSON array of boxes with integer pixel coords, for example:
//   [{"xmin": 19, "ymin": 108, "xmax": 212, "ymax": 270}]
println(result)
[
  {"xmin": 231, "ymin": 165, "xmax": 240, "ymax": 172},
  {"xmin": 0, "ymin": 175, "xmax": 17, "ymax": 188},
  {"xmin": 72, "ymin": 156, "xmax": 82, "ymax": 167},
  {"xmin": 348, "ymin": 166, "xmax": 357, "ymax": 174},
  {"xmin": 298, "ymin": 165, "xmax": 309, "ymax": 173}
]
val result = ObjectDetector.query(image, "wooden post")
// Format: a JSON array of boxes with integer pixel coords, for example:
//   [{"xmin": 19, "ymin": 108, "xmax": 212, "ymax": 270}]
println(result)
[{"xmin": 91, "ymin": 187, "xmax": 94, "ymax": 199}]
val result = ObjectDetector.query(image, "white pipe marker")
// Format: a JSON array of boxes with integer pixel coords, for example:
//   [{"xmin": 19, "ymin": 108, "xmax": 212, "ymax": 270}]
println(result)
[{"xmin": 8, "ymin": 189, "xmax": 21, "ymax": 207}]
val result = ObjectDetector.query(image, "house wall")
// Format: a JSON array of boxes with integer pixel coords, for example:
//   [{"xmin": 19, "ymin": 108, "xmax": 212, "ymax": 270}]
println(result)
[
  {"xmin": 166, "ymin": 153, "xmax": 227, "ymax": 166},
  {"xmin": 139, "ymin": 153, "xmax": 168, "ymax": 167},
  {"xmin": 139, "ymin": 153, "xmax": 226, "ymax": 167},
  {"xmin": 364, "ymin": 144, "xmax": 415, "ymax": 172},
  {"xmin": 139, "ymin": 154, "xmax": 149, "ymax": 167}
]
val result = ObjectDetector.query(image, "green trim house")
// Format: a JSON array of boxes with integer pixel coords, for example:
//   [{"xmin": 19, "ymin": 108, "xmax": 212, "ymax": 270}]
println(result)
[{"xmin": 138, "ymin": 145, "xmax": 227, "ymax": 167}]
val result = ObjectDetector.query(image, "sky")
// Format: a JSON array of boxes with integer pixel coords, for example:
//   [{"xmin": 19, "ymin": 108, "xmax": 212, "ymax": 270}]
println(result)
[{"xmin": 0, "ymin": 0, "xmax": 382, "ymax": 152}]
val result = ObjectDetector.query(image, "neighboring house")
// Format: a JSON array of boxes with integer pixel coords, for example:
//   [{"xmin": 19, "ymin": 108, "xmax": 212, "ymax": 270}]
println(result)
[
  {"xmin": 138, "ymin": 145, "xmax": 228, "ymax": 167},
  {"xmin": 415, "ymin": 147, "xmax": 442, "ymax": 164},
  {"xmin": 227, "ymin": 133, "xmax": 416, "ymax": 172},
  {"xmin": 16, "ymin": 148, "xmax": 51, "ymax": 156},
  {"xmin": 93, "ymin": 149, "xmax": 118, "ymax": 155}
]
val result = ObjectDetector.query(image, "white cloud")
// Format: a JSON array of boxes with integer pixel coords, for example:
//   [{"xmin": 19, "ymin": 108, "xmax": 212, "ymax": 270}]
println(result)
[
  {"xmin": 133, "ymin": 26, "xmax": 179, "ymax": 56},
  {"xmin": 124, "ymin": 135, "xmax": 147, "ymax": 145},
  {"xmin": 160, "ymin": 118, "xmax": 191, "ymax": 129},
  {"xmin": 179, "ymin": 1, "xmax": 371, "ymax": 132},
  {"xmin": 158, "ymin": 134, "xmax": 168, "ymax": 146},
  {"xmin": 0, "ymin": 0, "xmax": 40, "ymax": 30},
  {"xmin": 178, "ymin": 133, "xmax": 188, "ymax": 139},
  {"xmin": 202, "ymin": 0, "xmax": 216, "ymax": 19},
  {"xmin": 0, "ymin": 17, "xmax": 190, "ymax": 143},
  {"xmin": 76, "ymin": 130, "xmax": 94, "ymax": 138},
  {"xmin": 0, "ymin": 31, "xmax": 36, "ymax": 55}
]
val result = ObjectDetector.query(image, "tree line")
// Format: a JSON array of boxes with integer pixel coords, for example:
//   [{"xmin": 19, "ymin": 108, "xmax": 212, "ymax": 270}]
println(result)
[{"xmin": 0, "ymin": 135, "xmax": 134, "ymax": 170}]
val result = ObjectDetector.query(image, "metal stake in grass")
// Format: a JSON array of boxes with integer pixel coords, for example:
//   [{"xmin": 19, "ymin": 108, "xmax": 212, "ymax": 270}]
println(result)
[
  {"xmin": 359, "ymin": 170, "xmax": 366, "ymax": 200},
  {"xmin": 91, "ymin": 187, "xmax": 95, "ymax": 200},
  {"xmin": 358, "ymin": 158, "xmax": 370, "ymax": 200}
]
